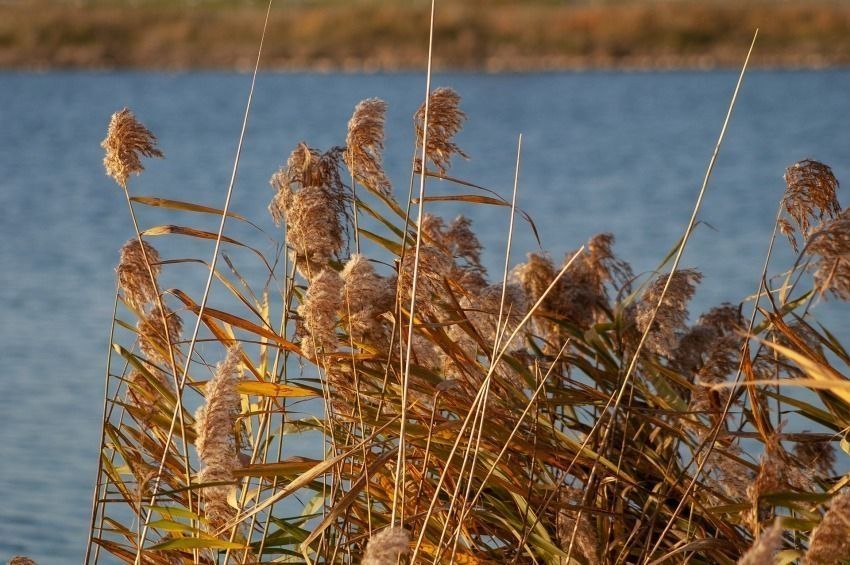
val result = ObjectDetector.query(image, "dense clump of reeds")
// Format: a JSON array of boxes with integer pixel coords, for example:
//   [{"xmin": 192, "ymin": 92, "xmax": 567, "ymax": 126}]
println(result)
[{"xmin": 85, "ymin": 83, "xmax": 850, "ymax": 565}]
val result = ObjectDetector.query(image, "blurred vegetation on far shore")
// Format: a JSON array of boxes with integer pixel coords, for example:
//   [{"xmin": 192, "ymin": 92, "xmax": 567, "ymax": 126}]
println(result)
[{"xmin": 3, "ymin": 0, "xmax": 850, "ymax": 71}]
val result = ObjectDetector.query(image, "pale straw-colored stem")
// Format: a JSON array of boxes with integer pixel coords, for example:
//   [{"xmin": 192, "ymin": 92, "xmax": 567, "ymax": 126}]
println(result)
[{"xmin": 392, "ymin": 0, "xmax": 436, "ymax": 527}]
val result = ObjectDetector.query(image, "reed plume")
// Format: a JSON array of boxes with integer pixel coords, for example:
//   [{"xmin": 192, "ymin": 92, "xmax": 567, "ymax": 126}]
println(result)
[
  {"xmin": 194, "ymin": 346, "xmax": 243, "ymax": 531},
  {"xmin": 557, "ymin": 489, "xmax": 600, "ymax": 564},
  {"xmin": 361, "ymin": 527, "xmax": 410, "ymax": 565},
  {"xmin": 635, "ymin": 268, "xmax": 702, "ymax": 358},
  {"xmin": 8, "ymin": 557, "xmax": 38, "ymax": 565},
  {"xmin": 804, "ymin": 489, "xmax": 850, "ymax": 564},
  {"xmin": 101, "ymin": 108, "xmax": 163, "ymax": 188},
  {"xmin": 341, "ymin": 254, "xmax": 393, "ymax": 345},
  {"xmin": 804, "ymin": 209, "xmax": 850, "ymax": 300},
  {"xmin": 137, "ymin": 303, "xmax": 182, "ymax": 367},
  {"xmin": 344, "ymin": 98, "xmax": 391, "ymax": 196},
  {"xmin": 298, "ymin": 268, "xmax": 343, "ymax": 361},
  {"xmin": 415, "ymin": 87, "xmax": 468, "ymax": 173},
  {"xmin": 793, "ymin": 440, "xmax": 836, "ymax": 475},
  {"xmin": 782, "ymin": 159, "xmax": 841, "ymax": 249},
  {"xmin": 116, "ymin": 238, "xmax": 162, "ymax": 311},
  {"xmin": 737, "ymin": 518, "xmax": 783, "ymax": 564},
  {"xmin": 269, "ymin": 143, "xmax": 348, "ymax": 275}
]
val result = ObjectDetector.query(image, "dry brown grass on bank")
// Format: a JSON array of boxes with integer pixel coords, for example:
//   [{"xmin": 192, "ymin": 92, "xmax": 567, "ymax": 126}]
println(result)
[{"xmin": 3, "ymin": 0, "xmax": 850, "ymax": 70}]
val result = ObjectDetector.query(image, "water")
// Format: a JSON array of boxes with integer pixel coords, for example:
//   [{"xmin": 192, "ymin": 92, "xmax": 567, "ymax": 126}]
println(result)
[{"xmin": 1, "ymin": 70, "xmax": 848, "ymax": 562}]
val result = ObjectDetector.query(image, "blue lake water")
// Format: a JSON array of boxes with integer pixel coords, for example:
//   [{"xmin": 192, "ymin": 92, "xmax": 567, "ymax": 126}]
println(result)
[{"xmin": 1, "ymin": 70, "xmax": 849, "ymax": 562}]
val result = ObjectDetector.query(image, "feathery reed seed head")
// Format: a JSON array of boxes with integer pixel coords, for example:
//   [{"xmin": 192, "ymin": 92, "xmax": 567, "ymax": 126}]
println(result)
[
  {"xmin": 8, "ymin": 558, "xmax": 38, "ymax": 565},
  {"xmin": 270, "ymin": 143, "xmax": 349, "ymax": 274},
  {"xmin": 783, "ymin": 159, "xmax": 841, "ymax": 248},
  {"xmin": 341, "ymin": 254, "xmax": 393, "ymax": 345},
  {"xmin": 804, "ymin": 489, "xmax": 850, "ymax": 564},
  {"xmin": 362, "ymin": 527, "xmax": 410, "ymax": 565},
  {"xmin": 804, "ymin": 209, "xmax": 850, "ymax": 300},
  {"xmin": 344, "ymin": 98, "xmax": 392, "ymax": 196},
  {"xmin": 737, "ymin": 518, "xmax": 783, "ymax": 564},
  {"xmin": 415, "ymin": 87, "xmax": 468, "ymax": 173},
  {"xmin": 636, "ymin": 268, "xmax": 702, "ymax": 357},
  {"xmin": 138, "ymin": 303, "xmax": 182, "ymax": 367},
  {"xmin": 116, "ymin": 238, "xmax": 162, "ymax": 311},
  {"xmin": 101, "ymin": 108, "xmax": 163, "ymax": 187},
  {"xmin": 194, "ymin": 346, "xmax": 243, "ymax": 530},
  {"xmin": 299, "ymin": 268, "xmax": 343, "ymax": 361}
]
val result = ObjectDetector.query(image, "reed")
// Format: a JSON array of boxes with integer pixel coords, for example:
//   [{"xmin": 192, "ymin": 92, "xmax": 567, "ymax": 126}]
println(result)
[{"xmin": 83, "ymin": 50, "xmax": 850, "ymax": 565}]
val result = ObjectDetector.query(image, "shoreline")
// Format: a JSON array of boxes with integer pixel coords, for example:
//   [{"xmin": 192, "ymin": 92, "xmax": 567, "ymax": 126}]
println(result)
[{"xmin": 3, "ymin": 1, "xmax": 850, "ymax": 72}]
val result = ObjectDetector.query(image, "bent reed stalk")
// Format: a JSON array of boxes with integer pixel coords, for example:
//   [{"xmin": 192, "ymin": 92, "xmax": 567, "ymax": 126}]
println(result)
[{"xmin": 83, "ymin": 56, "xmax": 850, "ymax": 565}]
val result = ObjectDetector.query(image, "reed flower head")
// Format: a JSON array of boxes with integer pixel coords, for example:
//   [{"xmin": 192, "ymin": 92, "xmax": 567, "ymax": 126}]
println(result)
[
  {"xmin": 298, "ymin": 268, "xmax": 343, "ymax": 361},
  {"xmin": 194, "ymin": 346, "xmax": 243, "ymax": 530},
  {"xmin": 804, "ymin": 489, "xmax": 850, "ymax": 564},
  {"xmin": 783, "ymin": 159, "xmax": 841, "ymax": 249},
  {"xmin": 737, "ymin": 518, "xmax": 783, "ymax": 565},
  {"xmin": 556, "ymin": 488, "xmax": 599, "ymax": 564},
  {"xmin": 635, "ymin": 268, "xmax": 702, "ymax": 358},
  {"xmin": 116, "ymin": 238, "xmax": 161, "ymax": 311},
  {"xmin": 341, "ymin": 254, "xmax": 393, "ymax": 345},
  {"xmin": 793, "ymin": 440, "xmax": 836, "ymax": 476},
  {"xmin": 101, "ymin": 108, "xmax": 163, "ymax": 187},
  {"xmin": 138, "ymin": 303, "xmax": 182, "ymax": 367},
  {"xmin": 344, "ymin": 98, "xmax": 392, "ymax": 196},
  {"xmin": 362, "ymin": 527, "xmax": 410, "ymax": 565},
  {"xmin": 804, "ymin": 209, "xmax": 850, "ymax": 300},
  {"xmin": 415, "ymin": 87, "xmax": 468, "ymax": 173},
  {"xmin": 8, "ymin": 558, "xmax": 38, "ymax": 565},
  {"xmin": 270, "ymin": 143, "xmax": 348, "ymax": 274},
  {"xmin": 675, "ymin": 304, "xmax": 743, "ymax": 380}
]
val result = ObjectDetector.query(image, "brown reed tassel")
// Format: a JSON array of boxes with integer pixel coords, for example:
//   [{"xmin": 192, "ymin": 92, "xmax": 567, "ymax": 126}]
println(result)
[
  {"xmin": 737, "ymin": 518, "xmax": 783, "ymax": 564},
  {"xmin": 782, "ymin": 159, "xmax": 840, "ymax": 250},
  {"xmin": 415, "ymin": 87, "xmax": 468, "ymax": 173},
  {"xmin": 344, "ymin": 98, "xmax": 392, "ymax": 196},
  {"xmin": 137, "ymin": 303, "xmax": 182, "ymax": 367},
  {"xmin": 361, "ymin": 527, "xmax": 410, "ymax": 565},
  {"xmin": 269, "ymin": 143, "xmax": 348, "ymax": 275},
  {"xmin": 635, "ymin": 269, "xmax": 702, "ymax": 358},
  {"xmin": 804, "ymin": 489, "xmax": 850, "ymax": 564},
  {"xmin": 298, "ymin": 268, "xmax": 343, "ymax": 361},
  {"xmin": 101, "ymin": 108, "xmax": 163, "ymax": 187},
  {"xmin": 194, "ymin": 346, "xmax": 243, "ymax": 531},
  {"xmin": 805, "ymin": 209, "xmax": 850, "ymax": 300},
  {"xmin": 557, "ymin": 488, "xmax": 600, "ymax": 564},
  {"xmin": 341, "ymin": 254, "xmax": 393, "ymax": 345},
  {"xmin": 116, "ymin": 238, "xmax": 161, "ymax": 311}
]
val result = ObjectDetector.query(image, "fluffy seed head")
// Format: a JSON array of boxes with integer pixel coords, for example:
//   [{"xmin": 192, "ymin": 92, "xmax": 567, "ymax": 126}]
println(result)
[
  {"xmin": 269, "ymin": 144, "xmax": 348, "ymax": 274},
  {"xmin": 635, "ymin": 269, "xmax": 702, "ymax": 358},
  {"xmin": 298, "ymin": 268, "xmax": 343, "ymax": 360},
  {"xmin": 556, "ymin": 488, "xmax": 599, "ymax": 564},
  {"xmin": 362, "ymin": 527, "xmax": 410, "ymax": 565},
  {"xmin": 101, "ymin": 108, "xmax": 163, "ymax": 187},
  {"xmin": 344, "ymin": 98, "xmax": 392, "ymax": 196},
  {"xmin": 8, "ymin": 558, "xmax": 38, "ymax": 565},
  {"xmin": 793, "ymin": 440, "xmax": 836, "ymax": 476},
  {"xmin": 117, "ymin": 239, "xmax": 162, "ymax": 311},
  {"xmin": 737, "ymin": 518, "xmax": 783, "ymax": 565},
  {"xmin": 783, "ymin": 159, "xmax": 841, "ymax": 247},
  {"xmin": 804, "ymin": 209, "xmax": 850, "ymax": 300},
  {"xmin": 138, "ymin": 303, "xmax": 182, "ymax": 367},
  {"xmin": 804, "ymin": 489, "xmax": 850, "ymax": 564},
  {"xmin": 341, "ymin": 254, "xmax": 393, "ymax": 345},
  {"xmin": 194, "ymin": 346, "xmax": 243, "ymax": 530},
  {"xmin": 415, "ymin": 87, "xmax": 468, "ymax": 173}
]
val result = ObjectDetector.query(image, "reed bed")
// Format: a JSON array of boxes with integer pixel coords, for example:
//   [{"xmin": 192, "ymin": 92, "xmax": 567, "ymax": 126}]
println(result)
[{"xmin": 77, "ymin": 49, "xmax": 850, "ymax": 565}]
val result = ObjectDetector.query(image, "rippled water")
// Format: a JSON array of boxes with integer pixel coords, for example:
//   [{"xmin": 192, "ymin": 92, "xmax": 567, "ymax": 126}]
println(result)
[{"xmin": 1, "ymin": 70, "xmax": 848, "ymax": 562}]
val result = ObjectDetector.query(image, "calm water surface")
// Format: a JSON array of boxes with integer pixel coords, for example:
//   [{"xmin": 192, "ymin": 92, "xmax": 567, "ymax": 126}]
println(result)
[{"xmin": 1, "ymin": 70, "xmax": 849, "ymax": 562}]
